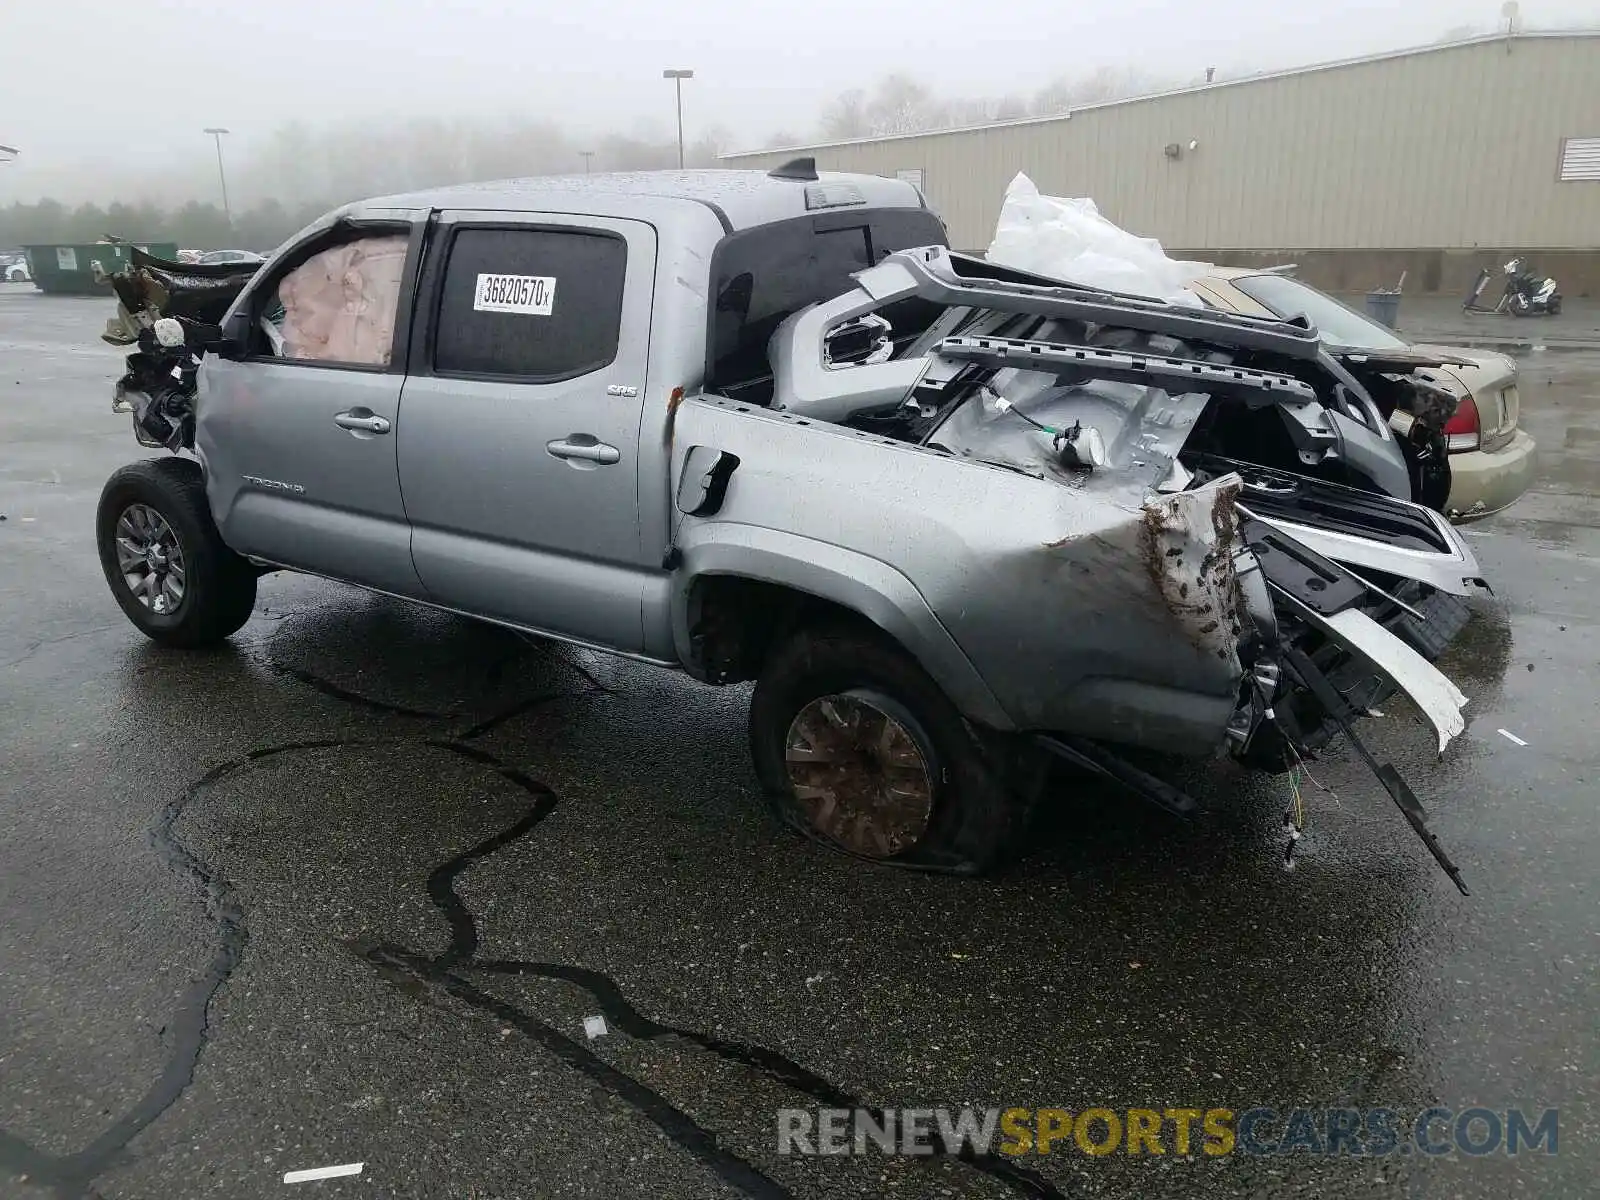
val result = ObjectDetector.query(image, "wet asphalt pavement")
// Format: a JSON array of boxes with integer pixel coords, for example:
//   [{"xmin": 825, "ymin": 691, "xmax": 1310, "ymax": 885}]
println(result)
[{"xmin": 2, "ymin": 283, "xmax": 1596, "ymax": 1199}]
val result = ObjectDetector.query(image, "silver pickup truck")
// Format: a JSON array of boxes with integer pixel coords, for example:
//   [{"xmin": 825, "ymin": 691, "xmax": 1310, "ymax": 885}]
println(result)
[{"xmin": 94, "ymin": 163, "xmax": 1482, "ymax": 886}]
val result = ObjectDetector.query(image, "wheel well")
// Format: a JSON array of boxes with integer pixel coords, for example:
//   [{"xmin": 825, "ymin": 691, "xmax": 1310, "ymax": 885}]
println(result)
[{"xmin": 686, "ymin": 576, "xmax": 877, "ymax": 684}]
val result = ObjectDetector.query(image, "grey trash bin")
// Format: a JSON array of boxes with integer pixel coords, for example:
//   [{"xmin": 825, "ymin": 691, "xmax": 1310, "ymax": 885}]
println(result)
[{"xmin": 1365, "ymin": 290, "xmax": 1401, "ymax": 329}]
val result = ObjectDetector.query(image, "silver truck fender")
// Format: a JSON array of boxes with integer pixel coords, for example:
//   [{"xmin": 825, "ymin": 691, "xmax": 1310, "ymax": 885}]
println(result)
[{"xmin": 670, "ymin": 522, "xmax": 1016, "ymax": 731}]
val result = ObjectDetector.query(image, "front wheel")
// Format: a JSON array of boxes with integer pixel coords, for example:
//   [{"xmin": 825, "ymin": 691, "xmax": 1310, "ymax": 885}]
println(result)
[
  {"xmin": 96, "ymin": 457, "xmax": 257, "ymax": 648},
  {"xmin": 748, "ymin": 624, "xmax": 1036, "ymax": 873}
]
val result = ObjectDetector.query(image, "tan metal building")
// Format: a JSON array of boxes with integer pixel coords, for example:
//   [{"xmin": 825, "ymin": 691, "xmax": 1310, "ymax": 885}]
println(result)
[{"xmin": 722, "ymin": 32, "xmax": 1600, "ymax": 295}]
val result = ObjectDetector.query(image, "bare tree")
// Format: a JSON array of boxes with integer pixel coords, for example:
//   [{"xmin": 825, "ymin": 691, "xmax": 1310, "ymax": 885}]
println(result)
[
  {"xmin": 992, "ymin": 95, "xmax": 1030, "ymax": 122},
  {"xmin": 866, "ymin": 74, "xmax": 949, "ymax": 135},
  {"xmin": 1031, "ymin": 65, "xmax": 1169, "ymax": 116},
  {"xmin": 820, "ymin": 89, "xmax": 872, "ymax": 140},
  {"xmin": 687, "ymin": 124, "xmax": 735, "ymax": 167}
]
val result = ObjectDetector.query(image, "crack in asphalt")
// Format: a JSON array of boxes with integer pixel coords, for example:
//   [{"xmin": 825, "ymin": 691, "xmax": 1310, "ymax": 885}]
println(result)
[
  {"xmin": 0, "ymin": 739, "xmax": 339, "ymax": 1197},
  {"xmin": 0, "ymin": 623, "xmax": 124, "ymax": 671},
  {"xmin": 352, "ymin": 784, "xmax": 1067, "ymax": 1200},
  {"xmin": 0, "ymin": 654, "xmax": 1064, "ymax": 1200},
  {"xmin": 259, "ymin": 660, "xmax": 457, "ymax": 719}
]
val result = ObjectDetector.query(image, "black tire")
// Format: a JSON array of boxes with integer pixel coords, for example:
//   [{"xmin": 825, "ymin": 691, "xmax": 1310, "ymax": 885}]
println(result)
[
  {"xmin": 96, "ymin": 457, "xmax": 257, "ymax": 648},
  {"xmin": 749, "ymin": 623, "xmax": 1039, "ymax": 874},
  {"xmin": 1548, "ymin": 297, "xmax": 1562, "ymax": 316}
]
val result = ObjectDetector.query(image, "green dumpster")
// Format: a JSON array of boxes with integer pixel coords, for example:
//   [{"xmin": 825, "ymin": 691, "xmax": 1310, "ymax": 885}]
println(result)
[{"xmin": 23, "ymin": 241, "xmax": 179, "ymax": 296}]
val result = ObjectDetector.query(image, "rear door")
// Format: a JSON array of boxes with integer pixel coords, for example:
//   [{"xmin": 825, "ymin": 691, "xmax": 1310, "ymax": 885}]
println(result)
[
  {"xmin": 396, "ymin": 211, "xmax": 657, "ymax": 651},
  {"xmin": 198, "ymin": 213, "xmax": 429, "ymax": 597}
]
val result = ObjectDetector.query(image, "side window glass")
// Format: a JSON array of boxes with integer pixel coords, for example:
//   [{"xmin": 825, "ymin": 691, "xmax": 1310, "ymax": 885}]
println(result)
[
  {"xmin": 433, "ymin": 227, "xmax": 627, "ymax": 381},
  {"xmin": 261, "ymin": 234, "xmax": 409, "ymax": 366}
]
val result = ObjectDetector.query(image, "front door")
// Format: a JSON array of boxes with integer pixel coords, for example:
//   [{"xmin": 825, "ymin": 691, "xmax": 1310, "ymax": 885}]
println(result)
[
  {"xmin": 198, "ymin": 215, "xmax": 429, "ymax": 597},
  {"xmin": 395, "ymin": 212, "xmax": 657, "ymax": 651}
]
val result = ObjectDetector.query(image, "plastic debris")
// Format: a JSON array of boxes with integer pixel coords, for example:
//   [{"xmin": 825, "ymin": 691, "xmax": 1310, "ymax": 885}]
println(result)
[
  {"xmin": 284, "ymin": 1163, "xmax": 364, "ymax": 1184},
  {"xmin": 984, "ymin": 173, "xmax": 1211, "ymax": 307},
  {"xmin": 1497, "ymin": 728, "xmax": 1528, "ymax": 747},
  {"xmin": 582, "ymin": 1015, "xmax": 608, "ymax": 1040}
]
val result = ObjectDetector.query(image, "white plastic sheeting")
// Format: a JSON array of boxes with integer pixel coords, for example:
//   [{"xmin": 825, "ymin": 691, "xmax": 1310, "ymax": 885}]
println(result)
[
  {"xmin": 984, "ymin": 173, "xmax": 1210, "ymax": 308},
  {"xmin": 277, "ymin": 235, "xmax": 409, "ymax": 365}
]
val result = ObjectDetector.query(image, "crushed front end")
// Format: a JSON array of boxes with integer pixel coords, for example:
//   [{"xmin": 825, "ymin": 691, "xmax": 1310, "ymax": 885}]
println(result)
[
  {"xmin": 763, "ymin": 246, "xmax": 1483, "ymax": 891},
  {"xmin": 96, "ymin": 247, "xmax": 259, "ymax": 451}
]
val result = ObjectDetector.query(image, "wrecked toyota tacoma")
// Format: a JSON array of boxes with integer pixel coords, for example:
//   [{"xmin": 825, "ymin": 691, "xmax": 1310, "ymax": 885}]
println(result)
[{"xmin": 91, "ymin": 163, "xmax": 1482, "ymax": 889}]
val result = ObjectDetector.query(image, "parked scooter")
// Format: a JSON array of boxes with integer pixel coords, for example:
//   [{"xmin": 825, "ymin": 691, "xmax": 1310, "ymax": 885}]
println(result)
[{"xmin": 1463, "ymin": 257, "xmax": 1562, "ymax": 316}]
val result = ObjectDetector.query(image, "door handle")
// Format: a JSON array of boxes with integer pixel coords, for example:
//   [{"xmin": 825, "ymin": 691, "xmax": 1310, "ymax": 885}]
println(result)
[
  {"xmin": 334, "ymin": 410, "xmax": 391, "ymax": 435},
  {"xmin": 546, "ymin": 436, "xmax": 621, "ymax": 466}
]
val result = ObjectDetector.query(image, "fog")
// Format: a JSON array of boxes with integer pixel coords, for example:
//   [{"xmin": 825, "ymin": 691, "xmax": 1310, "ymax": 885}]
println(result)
[{"xmin": 3, "ymin": 0, "xmax": 1596, "ymax": 208}]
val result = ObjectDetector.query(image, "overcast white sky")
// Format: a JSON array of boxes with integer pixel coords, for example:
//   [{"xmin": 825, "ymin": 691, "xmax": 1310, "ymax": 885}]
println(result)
[{"xmin": 3, "ymin": 0, "xmax": 1594, "ymax": 201}]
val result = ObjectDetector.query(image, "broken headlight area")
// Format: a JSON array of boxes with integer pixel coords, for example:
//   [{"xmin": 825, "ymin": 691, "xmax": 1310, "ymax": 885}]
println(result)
[
  {"xmin": 111, "ymin": 323, "xmax": 204, "ymax": 451},
  {"xmin": 98, "ymin": 246, "xmax": 249, "ymax": 453}
]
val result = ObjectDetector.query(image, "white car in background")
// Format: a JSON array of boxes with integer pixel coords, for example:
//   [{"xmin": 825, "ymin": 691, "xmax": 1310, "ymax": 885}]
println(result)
[
  {"xmin": 1191, "ymin": 267, "xmax": 1538, "ymax": 522},
  {"xmin": 196, "ymin": 249, "xmax": 265, "ymax": 266}
]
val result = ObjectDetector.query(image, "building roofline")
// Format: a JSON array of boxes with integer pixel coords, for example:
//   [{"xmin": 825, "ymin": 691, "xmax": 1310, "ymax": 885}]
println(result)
[{"xmin": 721, "ymin": 29, "xmax": 1600, "ymax": 160}]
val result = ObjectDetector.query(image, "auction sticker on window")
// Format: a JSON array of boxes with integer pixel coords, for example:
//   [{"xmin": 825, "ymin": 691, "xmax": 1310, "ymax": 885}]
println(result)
[{"xmin": 473, "ymin": 273, "xmax": 557, "ymax": 315}]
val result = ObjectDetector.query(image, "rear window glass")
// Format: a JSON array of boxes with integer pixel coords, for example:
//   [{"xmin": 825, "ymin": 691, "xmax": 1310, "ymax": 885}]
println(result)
[
  {"xmin": 707, "ymin": 209, "xmax": 947, "ymax": 396},
  {"xmin": 434, "ymin": 227, "xmax": 626, "ymax": 381}
]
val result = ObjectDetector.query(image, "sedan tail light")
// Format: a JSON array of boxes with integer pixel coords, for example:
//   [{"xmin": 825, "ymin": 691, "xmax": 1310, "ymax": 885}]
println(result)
[{"xmin": 1444, "ymin": 395, "xmax": 1481, "ymax": 453}]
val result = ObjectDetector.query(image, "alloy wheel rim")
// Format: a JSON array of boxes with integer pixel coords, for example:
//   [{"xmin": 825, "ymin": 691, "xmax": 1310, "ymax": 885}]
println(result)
[
  {"xmin": 783, "ymin": 691, "xmax": 935, "ymax": 858},
  {"xmin": 114, "ymin": 503, "xmax": 187, "ymax": 615}
]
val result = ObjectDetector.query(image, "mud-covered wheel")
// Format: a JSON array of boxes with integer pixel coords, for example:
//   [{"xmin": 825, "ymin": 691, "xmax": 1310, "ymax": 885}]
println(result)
[
  {"xmin": 749, "ymin": 624, "xmax": 1035, "ymax": 873},
  {"xmin": 96, "ymin": 457, "xmax": 257, "ymax": 648}
]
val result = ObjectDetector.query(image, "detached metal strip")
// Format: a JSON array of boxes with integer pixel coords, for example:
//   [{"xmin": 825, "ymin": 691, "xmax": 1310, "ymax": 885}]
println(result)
[
  {"xmin": 934, "ymin": 336, "xmax": 1318, "ymax": 406},
  {"xmin": 938, "ymin": 335, "xmax": 1319, "ymax": 407},
  {"xmin": 1281, "ymin": 646, "xmax": 1470, "ymax": 897},
  {"xmin": 1036, "ymin": 734, "xmax": 1200, "ymax": 819}
]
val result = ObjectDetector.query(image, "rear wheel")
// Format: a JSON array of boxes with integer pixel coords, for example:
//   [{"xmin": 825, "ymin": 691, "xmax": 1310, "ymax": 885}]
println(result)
[
  {"xmin": 96, "ymin": 457, "xmax": 257, "ymax": 648},
  {"xmin": 749, "ymin": 624, "xmax": 1037, "ymax": 873}
]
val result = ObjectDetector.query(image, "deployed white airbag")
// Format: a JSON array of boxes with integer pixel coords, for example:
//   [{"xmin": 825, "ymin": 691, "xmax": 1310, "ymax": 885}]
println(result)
[
  {"xmin": 984, "ymin": 173, "xmax": 1211, "ymax": 308},
  {"xmin": 277, "ymin": 235, "xmax": 408, "ymax": 366}
]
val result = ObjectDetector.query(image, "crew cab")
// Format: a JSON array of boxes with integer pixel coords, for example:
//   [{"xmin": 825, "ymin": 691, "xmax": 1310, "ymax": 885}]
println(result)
[{"xmin": 93, "ymin": 164, "xmax": 1482, "ymax": 887}]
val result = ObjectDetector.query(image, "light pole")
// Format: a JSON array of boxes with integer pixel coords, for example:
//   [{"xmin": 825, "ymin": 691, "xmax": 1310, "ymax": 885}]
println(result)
[
  {"xmin": 662, "ymin": 69, "xmax": 694, "ymax": 169},
  {"xmin": 0, "ymin": 144, "xmax": 17, "ymax": 164},
  {"xmin": 203, "ymin": 127, "xmax": 233, "ymax": 228},
  {"xmin": 579, "ymin": 150, "xmax": 595, "ymax": 175}
]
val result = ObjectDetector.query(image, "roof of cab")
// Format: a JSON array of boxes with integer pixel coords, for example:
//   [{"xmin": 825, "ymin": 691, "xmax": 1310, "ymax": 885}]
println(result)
[{"xmin": 357, "ymin": 169, "xmax": 928, "ymax": 233}]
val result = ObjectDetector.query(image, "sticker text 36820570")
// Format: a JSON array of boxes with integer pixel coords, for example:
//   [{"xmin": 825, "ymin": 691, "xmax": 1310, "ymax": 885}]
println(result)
[{"xmin": 473, "ymin": 273, "xmax": 557, "ymax": 315}]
